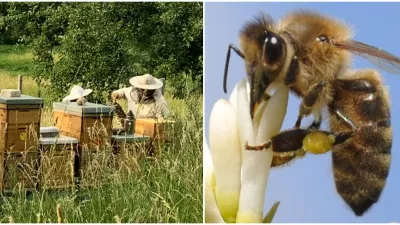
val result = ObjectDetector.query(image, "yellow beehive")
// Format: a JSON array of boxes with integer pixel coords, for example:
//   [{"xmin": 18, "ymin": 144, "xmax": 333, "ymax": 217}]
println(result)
[
  {"xmin": 52, "ymin": 102, "xmax": 113, "ymax": 188},
  {"xmin": 52, "ymin": 102, "xmax": 113, "ymax": 149},
  {"xmin": 0, "ymin": 94, "xmax": 43, "ymax": 191}
]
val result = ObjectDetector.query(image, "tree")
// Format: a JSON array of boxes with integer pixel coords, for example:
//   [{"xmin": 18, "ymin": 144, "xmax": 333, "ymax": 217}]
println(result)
[
  {"xmin": 114, "ymin": 2, "xmax": 203, "ymax": 97},
  {"xmin": 0, "ymin": 2, "xmax": 203, "ymax": 101}
]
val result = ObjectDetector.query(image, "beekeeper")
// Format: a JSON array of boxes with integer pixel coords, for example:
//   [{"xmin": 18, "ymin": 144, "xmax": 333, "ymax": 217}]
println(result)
[
  {"xmin": 62, "ymin": 85, "xmax": 93, "ymax": 105},
  {"xmin": 111, "ymin": 74, "xmax": 170, "ymax": 118}
]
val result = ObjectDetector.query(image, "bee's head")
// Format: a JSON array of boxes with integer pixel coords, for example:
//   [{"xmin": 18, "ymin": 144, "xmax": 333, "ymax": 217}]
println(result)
[
  {"xmin": 240, "ymin": 14, "xmax": 288, "ymax": 74},
  {"xmin": 239, "ymin": 14, "xmax": 288, "ymax": 118}
]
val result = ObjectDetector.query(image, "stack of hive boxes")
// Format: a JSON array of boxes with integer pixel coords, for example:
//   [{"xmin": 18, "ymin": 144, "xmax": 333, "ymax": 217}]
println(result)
[
  {"xmin": 53, "ymin": 102, "xmax": 113, "ymax": 187},
  {"xmin": 39, "ymin": 127, "xmax": 78, "ymax": 190},
  {"xmin": 0, "ymin": 93, "xmax": 43, "ymax": 191}
]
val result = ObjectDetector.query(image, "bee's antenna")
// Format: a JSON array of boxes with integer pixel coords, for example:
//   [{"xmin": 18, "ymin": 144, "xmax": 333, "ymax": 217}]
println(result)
[{"xmin": 224, "ymin": 44, "xmax": 245, "ymax": 93}]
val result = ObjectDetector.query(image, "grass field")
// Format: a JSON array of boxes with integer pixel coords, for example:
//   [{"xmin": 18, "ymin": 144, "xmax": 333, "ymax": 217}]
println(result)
[{"xmin": 0, "ymin": 45, "xmax": 203, "ymax": 223}]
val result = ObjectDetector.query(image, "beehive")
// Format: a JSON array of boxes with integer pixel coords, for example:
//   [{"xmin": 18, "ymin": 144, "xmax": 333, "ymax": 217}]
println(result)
[
  {"xmin": 53, "ymin": 102, "xmax": 113, "ymax": 149},
  {"xmin": 111, "ymin": 134, "xmax": 150, "ymax": 178},
  {"xmin": 135, "ymin": 118, "xmax": 175, "ymax": 141},
  {"xmin": 53, "ymin": 102, "xmax": 113, "ymax": 188},
  {"xmin": 39, "ymin": 136, "xmax": 78, "ymax": 190},
  {"xmin": 0, "ymin": 94, "xmax": 43, "ymax": 191},
  {"xmin": 0, "ymin": 95, "xmax": 43, "ymax": 152},
  {"xmin": 3, "ymin": 151, "xmax": 40, "ymax": 191}
]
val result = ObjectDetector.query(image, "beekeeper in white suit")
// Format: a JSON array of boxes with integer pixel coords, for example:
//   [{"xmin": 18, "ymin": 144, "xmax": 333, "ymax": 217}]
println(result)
[{"xmin": 111, "ymin": 74, "xmax": 170, "ymax": 119}]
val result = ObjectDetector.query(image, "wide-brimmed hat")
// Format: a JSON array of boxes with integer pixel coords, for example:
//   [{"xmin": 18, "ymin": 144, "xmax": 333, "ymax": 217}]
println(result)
[
  {"xmin": 129, "ymin": 74, "xmax": 163, "ymax": 90},
  {"xmin": 63, "ymin": 85, "xmax": 93, "ymax": 101}
]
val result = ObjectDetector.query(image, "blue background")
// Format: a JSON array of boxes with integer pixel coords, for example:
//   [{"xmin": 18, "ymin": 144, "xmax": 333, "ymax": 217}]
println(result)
[{"xmin": 204, "ymin": 2, "xmax": 400, "ymax": 222}]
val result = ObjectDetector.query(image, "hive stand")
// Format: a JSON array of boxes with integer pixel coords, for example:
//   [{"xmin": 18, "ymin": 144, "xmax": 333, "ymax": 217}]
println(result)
[
  {"xmin": 52, "ymin": 102, "xmax": 113, "ymax": 188},
  {"xmin": 0, "ymin": 95, "xmax": 43, "ymax": 192}
]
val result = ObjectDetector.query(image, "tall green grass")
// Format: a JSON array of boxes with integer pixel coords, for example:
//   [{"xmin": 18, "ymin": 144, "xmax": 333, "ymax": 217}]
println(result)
[{"xmin": 0, "ymin": 45, "xmax": 203, "ymax": 223}]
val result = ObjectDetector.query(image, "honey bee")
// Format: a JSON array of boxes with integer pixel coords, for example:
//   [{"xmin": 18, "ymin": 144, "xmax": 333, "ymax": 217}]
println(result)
[{"xmin": 223, "ymin": 10, "xmax": 399, "ymax": 216}]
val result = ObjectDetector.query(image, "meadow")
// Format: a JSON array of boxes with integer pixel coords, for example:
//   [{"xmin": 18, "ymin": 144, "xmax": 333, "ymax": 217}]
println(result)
[{"xmin": 0, "ymin": 45, "xmax": 203, "ymax": 223}]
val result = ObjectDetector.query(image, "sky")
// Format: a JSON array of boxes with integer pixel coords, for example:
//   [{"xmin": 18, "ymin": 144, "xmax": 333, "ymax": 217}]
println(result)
[{"xmin": 204, "ymin": 2, "xmax": 400, "ymax": 223}]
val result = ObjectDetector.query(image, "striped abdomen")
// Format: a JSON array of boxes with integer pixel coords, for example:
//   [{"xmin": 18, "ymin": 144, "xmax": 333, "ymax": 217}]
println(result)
[{"xmin": 329, "ymin": 69, "xmax": 392, "ymax": 216}]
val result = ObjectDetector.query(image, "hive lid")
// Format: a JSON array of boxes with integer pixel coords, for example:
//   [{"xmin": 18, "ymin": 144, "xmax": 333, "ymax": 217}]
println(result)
[
  {"xmin": 53, "ymin": 102, "xmax": 113, "ymax": 115},
  {"xmin": 39, "ymin": 135, "xmax": 79, "ymax": 145},
  {"xmin": 40, "ymin": 126, "xmax": 60, "ymax": 138},
  {"xmin": 0, "ymin": 94, "xmax": 44, "ymax": 105}
]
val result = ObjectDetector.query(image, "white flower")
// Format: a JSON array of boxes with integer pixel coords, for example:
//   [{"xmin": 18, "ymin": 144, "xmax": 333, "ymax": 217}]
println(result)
[{"xmin": 206, "ymin": 79, "xmax": 289, "ymax": 223}]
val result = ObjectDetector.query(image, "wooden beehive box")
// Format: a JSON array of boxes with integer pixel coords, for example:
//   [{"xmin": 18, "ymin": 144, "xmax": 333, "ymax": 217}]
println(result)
[
  {"xmin": 53, "ymin": 102, "xmax": 113, "ymax": 149},
  {"xmin": 111, "ymin": 134, "xmax": 150, "ymax": 176},
  {"xmin": 3, "ymin": 151, "xmax": 40, "ymax": 191},
  {"xmin": 0, "ymin": 94, "xmax": 43, "ymax": 192},
  {"xmin": 0, "ymin": 95, "xmax": 43, "ymax": 153},
  {"xmin": 39, "ymin": 136, "xmax": 78, "ymax": 190},
  {"xmin": 135, "ymin": 118, "xmax": 175, "ymax": 141}
]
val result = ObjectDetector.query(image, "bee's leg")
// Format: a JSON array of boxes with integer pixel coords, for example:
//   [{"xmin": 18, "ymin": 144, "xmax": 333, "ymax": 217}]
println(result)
[
  {"xmin": 295, "ymin": 81, "xmax": 327, "ymax": 128},
  {"xmin": 245, "ymin": 128, "xmax": 353, "ymax": 153},
  {"xmin": 308, "ymin": 113, "xmax": 322, "ymax": 130},
  {"xmin": 246, "ymin": 129, "xmax": 307, "ymax": 151}
]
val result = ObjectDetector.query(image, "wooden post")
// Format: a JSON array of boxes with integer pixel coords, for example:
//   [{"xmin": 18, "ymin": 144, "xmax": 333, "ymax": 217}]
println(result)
[
  {"xmin": 160, "ymin": 78, "xmax": 166, "ymax": 95},
  {"xmin": 17, "ymin": 75, "xmax": 22, "ymax": 94}
]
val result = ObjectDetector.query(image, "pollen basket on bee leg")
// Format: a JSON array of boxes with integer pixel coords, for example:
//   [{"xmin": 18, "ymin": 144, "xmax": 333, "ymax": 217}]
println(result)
[{"xmin": 302, "ymin": 132, "xmax": 334, "ymax": 154}]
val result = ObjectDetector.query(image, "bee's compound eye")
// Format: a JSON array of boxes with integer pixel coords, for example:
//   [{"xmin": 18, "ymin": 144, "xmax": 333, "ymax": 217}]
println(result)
[
  {"xmin": 316, "ymin": 35, "xmax": 329, "ymax": 43},
  {"xmin": 263, "ymin": 33, "xmax": 283, "ymax": 65}
]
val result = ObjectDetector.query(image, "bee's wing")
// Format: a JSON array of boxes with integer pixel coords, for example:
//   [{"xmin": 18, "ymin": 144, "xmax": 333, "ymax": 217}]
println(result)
[{"xmin": 334, "ymin": 40, "xmax": 400, "ymax": 74}]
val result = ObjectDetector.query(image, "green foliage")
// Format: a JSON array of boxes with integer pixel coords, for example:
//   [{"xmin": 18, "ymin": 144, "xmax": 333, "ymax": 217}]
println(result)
[
  {"xmin": 0, "ymin": 2, "xmax": 203, "ymax": 101},
  {"xmin": 263, "ymin": 201, "xmax": 280, "ymax": 223},
  {"xmin": 116, "ymin": 2, "xmax": 203, "ymax": 97},
  {"xmin": 50, "ymin": 3, "xmax": 131, "ymax": 102},
  {"xmin": 0, "ymin": 3, "xmax": 66, "ymax": 45}
]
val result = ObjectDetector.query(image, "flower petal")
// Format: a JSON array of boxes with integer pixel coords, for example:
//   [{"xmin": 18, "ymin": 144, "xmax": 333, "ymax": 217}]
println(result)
[
  {"xmin": 234, "ymin": 79, "xmax": 255, "ymax": 148},
  {"xmin": 236, "ymin": 85, "xmax": 289, "ymax": 223},
  {"xmin": 204, "ymin": 143, "xmax": 224, "ymax": 223},
  {"xmin": 209, "ymin": 99, "xmax": 242, "ymax": 223},
  {"xmin": 256, "ymin": 85, "xmax": 289, "ymax": 143}
]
